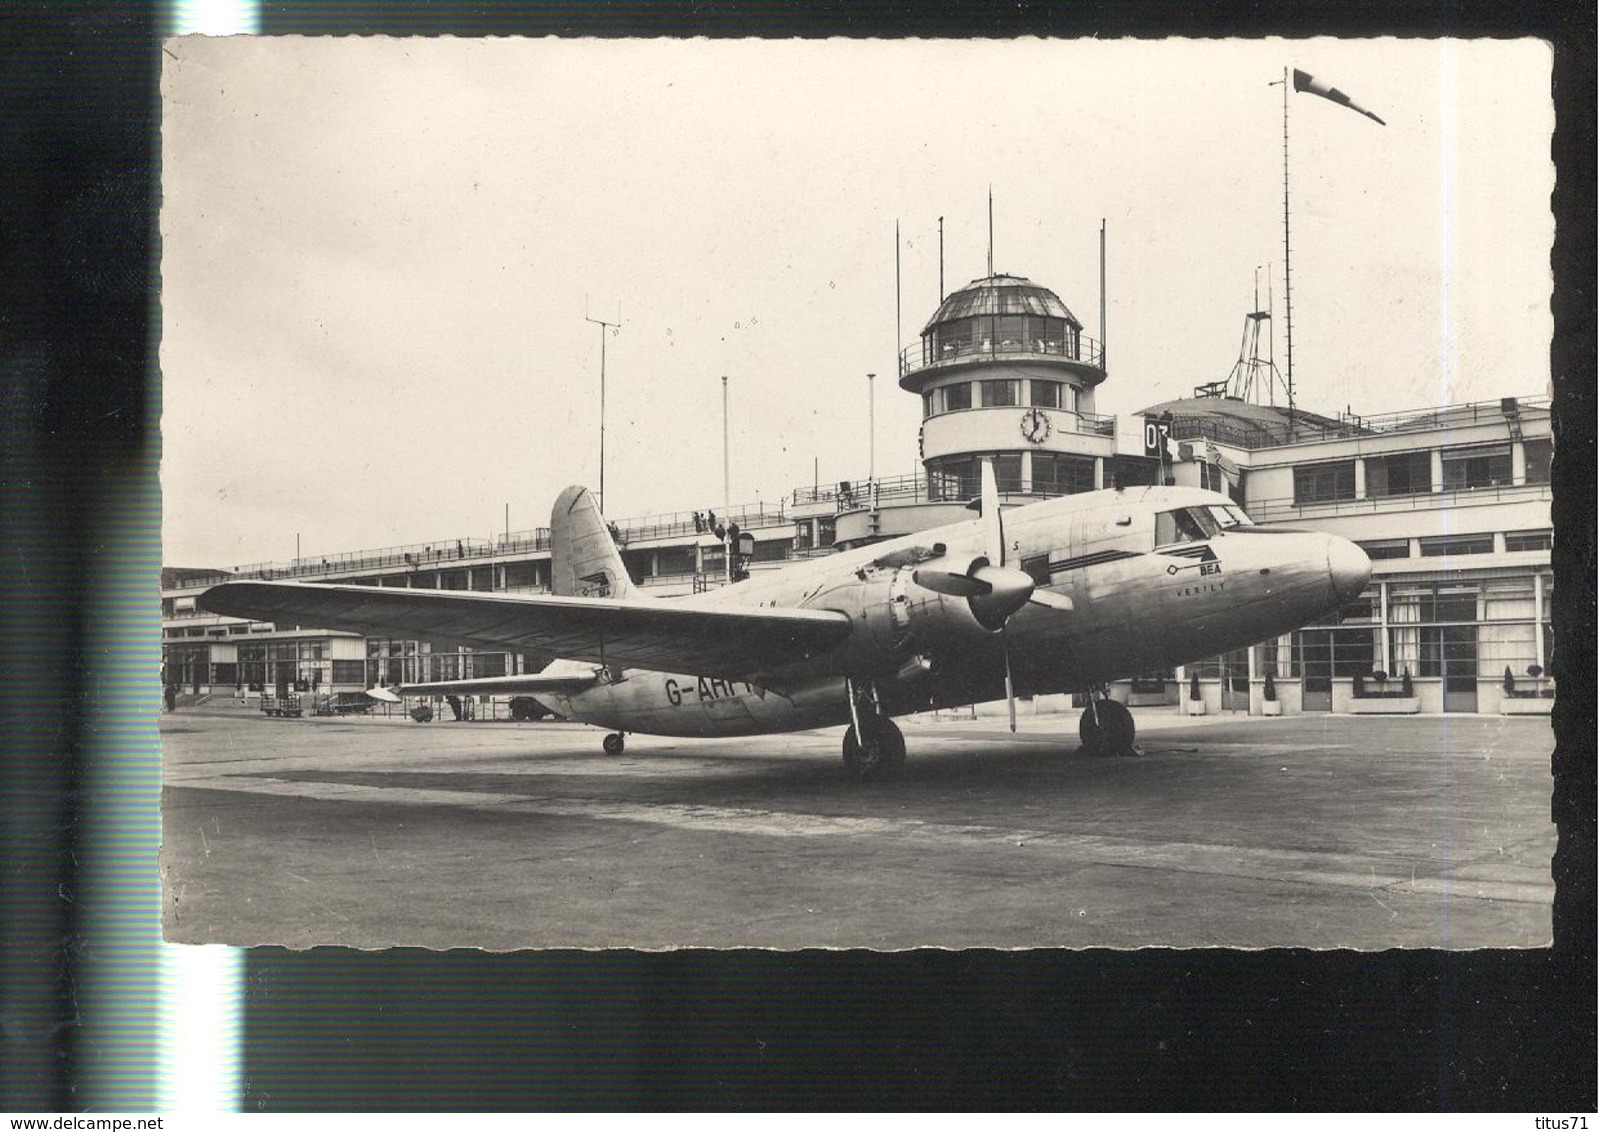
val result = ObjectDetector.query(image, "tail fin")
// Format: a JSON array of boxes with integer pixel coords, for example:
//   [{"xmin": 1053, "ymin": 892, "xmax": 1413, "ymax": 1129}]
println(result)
[{"xmin": 550, "ymin": 486, "xmax": 639, "ymax": 599}]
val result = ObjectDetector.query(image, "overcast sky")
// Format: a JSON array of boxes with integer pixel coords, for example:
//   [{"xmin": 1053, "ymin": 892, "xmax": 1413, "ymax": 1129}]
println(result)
[{"xmin": 160, "ymin": 37, "xmax": 1552, "ymax": 567}]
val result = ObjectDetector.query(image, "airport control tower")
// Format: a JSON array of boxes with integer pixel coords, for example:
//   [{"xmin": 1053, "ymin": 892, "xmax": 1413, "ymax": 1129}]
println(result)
[{"xmin": 834, "ymin": 271, "xmax": 1116, "ymax": 547}]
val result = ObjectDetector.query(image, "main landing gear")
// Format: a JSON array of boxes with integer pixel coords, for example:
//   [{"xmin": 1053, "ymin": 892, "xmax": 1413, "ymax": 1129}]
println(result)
[
  {"xmin": 842, "ymin": 678, "xmax": 905, "ymax": 781},
  {"xmin": 602, "ymin": 732, "xmax": 626, "ymax": 755},
  {"xmin": 1079, "ymin": 689, "xmax": 1138, "ymax": 757}
]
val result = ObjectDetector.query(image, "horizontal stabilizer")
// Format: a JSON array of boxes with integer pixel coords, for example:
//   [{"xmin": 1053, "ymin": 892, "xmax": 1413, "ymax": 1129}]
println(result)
[{"xmin": 400, "ymin": 672, "xmax": 600, "ymax": 697}]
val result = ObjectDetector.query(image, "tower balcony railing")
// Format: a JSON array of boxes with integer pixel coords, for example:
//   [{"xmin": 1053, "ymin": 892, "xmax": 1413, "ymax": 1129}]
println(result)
[
  {"xmin": 917, "ymin": 405, "xmax": 1117, "ymax": 438},
  {"xmin": 900, "ymin": 334, "xmax": 1104, "ymax": 378}
]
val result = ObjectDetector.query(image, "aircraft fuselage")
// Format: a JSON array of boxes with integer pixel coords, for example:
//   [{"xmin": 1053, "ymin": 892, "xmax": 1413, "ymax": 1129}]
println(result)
[{"xmin": 540, "ymin": 485, "xmax": 1369, "ymax": 737}]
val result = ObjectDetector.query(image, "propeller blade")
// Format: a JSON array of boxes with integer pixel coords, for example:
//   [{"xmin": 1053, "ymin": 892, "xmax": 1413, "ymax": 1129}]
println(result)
[
  {"xmin": 1027, "ymin": 590, "xmax": 1075, "ymax": 612},
  {"xmin": 911, "ymin": 566, "xmax": 993, "ymax": 598},
  {"xmin": 1003, "ymin": 631, "xmax": 1017, "ymax": 732},
  {"xmin": 979, "ymin": 458, "xmax": 1004, "ymax": 566}
]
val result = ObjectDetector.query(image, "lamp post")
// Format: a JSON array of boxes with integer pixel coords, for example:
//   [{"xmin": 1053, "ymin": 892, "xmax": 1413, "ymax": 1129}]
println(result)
[
  {"xmin": 867, "ymin": 372, "xmax": 876, "ymax": 487},
  {"xmin": 722, "ymin": 375, "xmax": 731, "ymax": 584}
]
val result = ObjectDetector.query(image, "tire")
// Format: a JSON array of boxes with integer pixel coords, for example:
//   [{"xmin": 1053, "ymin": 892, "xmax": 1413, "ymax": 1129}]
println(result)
[
  {"xmin": 602, "ymin": 732, "xmax": 625, "ymax": 756},
  {"xmin": 1079, "ymin": 698, "xmax": 1135, "ymax": 755},
  {"xmin": 841, "ymin": 716, "xmax": 906, "ymax": 781}
]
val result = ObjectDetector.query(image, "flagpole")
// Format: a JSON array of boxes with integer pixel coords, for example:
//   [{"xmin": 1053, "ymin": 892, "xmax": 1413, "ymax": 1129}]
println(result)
[{"xmin": 1281, "ymin": 66, "xmax": 1295, "ymax": 426}]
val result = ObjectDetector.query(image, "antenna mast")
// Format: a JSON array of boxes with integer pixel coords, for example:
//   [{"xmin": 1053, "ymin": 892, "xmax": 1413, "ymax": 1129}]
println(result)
[
  {"xmin": 986, "ymin": 187, "xmax": 994, "ymax": 276},
  {"xmin": 895, "ymin": 221, "xmax": 902, "ymax": 378},
  {"xmin": 1220, "ymin": 266, "xmax": 1288, "ymax": 405},
  {"xmin": 1099, "ymin": 218, "xmax": 1107, "ymax": 373},
  {"xmin": 584, "ymin": 298, "xmax": 622, "ymax": 513},
  {"xmin": 938, "ymin": 215, "xmax": 945, "ymax": 301}
]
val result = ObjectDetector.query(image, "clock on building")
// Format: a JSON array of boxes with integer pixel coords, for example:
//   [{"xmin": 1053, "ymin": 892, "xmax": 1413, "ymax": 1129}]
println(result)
[{"xmin": 1020, "ymin": 407, "xmax": 1052, "ymax": 443}]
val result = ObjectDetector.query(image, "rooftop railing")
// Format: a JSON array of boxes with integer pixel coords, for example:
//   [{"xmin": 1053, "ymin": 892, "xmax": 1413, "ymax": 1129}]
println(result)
[
  {"xmin": 1246, "ymin": 475, "xmax": 1552, "ymax": 522},
  {"xmin": 1170, "ymin": 394, "xmax": 1551, "ymax": 451},
  {"xmin": 171, "ymin": 502, "xmax": 800, "ymax": 589},
  {"xmin": 900, "ymin": 334, "xmax": 1104, "ymax": 378}
]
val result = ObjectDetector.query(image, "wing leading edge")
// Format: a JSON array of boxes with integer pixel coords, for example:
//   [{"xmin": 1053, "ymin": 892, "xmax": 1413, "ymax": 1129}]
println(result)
[{"xmin": 198, "ymin": 580, "xmax": 853, "ymax": 680}]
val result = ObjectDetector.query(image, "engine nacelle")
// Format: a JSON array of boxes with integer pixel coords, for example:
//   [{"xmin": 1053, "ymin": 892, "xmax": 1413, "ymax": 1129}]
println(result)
[{"xmin": 806, "ymin": 564, "xmax": 1004, "ymax": 676}]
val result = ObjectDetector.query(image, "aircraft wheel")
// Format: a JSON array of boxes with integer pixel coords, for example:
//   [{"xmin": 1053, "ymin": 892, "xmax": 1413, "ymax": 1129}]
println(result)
[
  {"xmin": 602, "ymin": 732, "xmax": 625, "ymax": 756},
  {"xmin": 842, "ymin": 716, "xmax": 906, "ymax": 781},
  {"xmin": 1079, "ymin": 699, "xmax": 1135, "ymax": 755}
]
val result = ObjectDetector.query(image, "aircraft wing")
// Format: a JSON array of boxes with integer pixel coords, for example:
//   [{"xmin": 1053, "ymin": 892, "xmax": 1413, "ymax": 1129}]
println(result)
[
  {"xmin": 199, "ymin": 580, "xmax": 854, "ymax": 680},
  {"xmin": 399, "ymin": 672, "xmax": 600, "ymax": 697}
]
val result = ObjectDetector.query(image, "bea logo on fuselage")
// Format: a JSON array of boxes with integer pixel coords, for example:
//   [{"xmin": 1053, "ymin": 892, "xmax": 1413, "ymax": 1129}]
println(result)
[{"xmin": 665, "ymin": 676, "xmax": 763, "ymax": 706}]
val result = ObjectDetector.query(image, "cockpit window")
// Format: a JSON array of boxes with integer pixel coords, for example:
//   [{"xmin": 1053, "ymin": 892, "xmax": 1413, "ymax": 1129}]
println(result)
[
  {"xmin": 1206, "ymin": 504, "xmax": 1254, "ymax": 530},
  {"xmin": 1155, "ymin": 507, "xmax": 1218, "ymax": 546}
]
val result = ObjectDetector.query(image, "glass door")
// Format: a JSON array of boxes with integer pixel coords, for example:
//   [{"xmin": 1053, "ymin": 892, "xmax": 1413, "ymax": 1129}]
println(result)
[
  {"xmin": 1221, "ymin": 648, "xmax": 1250, "ymax": 711},
  {"xmin": 1441, "ymin": 625, "xmax": 1479, "ymax": 712},
  {"xmin": 1300, "ymin": 630, "xmax": 1332, "ymax": 711}
]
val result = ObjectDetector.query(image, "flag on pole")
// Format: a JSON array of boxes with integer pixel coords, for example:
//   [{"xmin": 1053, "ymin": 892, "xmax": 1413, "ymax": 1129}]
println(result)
[
  {"xmin": 1292, "ymin": 68, "xmax": 1386, "ymax": 126},
  {"xmin": 1203, "ymin": 438, "xmax": 1242, "ymax": 485}
]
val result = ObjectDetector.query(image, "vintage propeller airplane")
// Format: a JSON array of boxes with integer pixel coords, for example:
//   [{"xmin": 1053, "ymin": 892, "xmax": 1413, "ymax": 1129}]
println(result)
[{"xmin": 199, "ymin": 461, "xmax": 1370, "ymax": 779}]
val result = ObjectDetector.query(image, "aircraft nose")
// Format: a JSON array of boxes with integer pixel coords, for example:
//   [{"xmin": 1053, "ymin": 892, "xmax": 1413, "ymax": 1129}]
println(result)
[{"xmin": 1327, "ymin": 536, "xmax": 1372, "ymax": 605}]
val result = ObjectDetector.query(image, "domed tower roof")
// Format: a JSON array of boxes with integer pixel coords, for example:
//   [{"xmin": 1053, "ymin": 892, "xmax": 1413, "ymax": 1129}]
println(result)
[{"xmin": 921, "ymin": 273, "xmax": 1081, "ymax": 333}]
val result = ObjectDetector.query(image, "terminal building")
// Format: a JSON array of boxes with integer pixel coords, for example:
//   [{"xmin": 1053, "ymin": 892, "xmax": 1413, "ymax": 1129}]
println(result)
[{"xmin": 162, "ymin": 270, "xmax": 1554, "ymax": 720}]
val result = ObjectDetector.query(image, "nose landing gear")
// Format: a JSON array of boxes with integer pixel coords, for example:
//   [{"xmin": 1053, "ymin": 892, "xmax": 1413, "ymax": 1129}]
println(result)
[
  {"xmin": 1079, "ymin": 690, "xmax": 1138, "ymax": 756},
  {"xmin": 602, "ymin": 732, "xmax": 626, "ymax": 756}
]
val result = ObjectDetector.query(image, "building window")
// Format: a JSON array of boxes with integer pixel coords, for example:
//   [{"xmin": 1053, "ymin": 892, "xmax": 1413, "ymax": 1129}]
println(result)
[
  {"xmin": 922, "ymin": 390, "xmax": 935, "ymax": 418},
  {"xmin": 1032, "ymin": 453, "xmax": 1095, "ymax": 496},
  {"xmin": 1479, "ymin": 580, "xmax": 1538, "ymax": 678},
  {"xmin": 1504, "ymin": 530, "xmax": 1552, "ymax": 553},
  {"xmin": 1523, "ymin": 438, "xmax": 1552, "ymax": 484},
  {"xmin": 1357, "ymin": 538, "xmax": 1411, "ymax": 561},
  {"xmin": 992, "ymin": 454, "xmax": 1022, "ymax": 493},
  {"xmin": 1299, "ymin": 627, "xmax": 1378, "ymax": 678},
  {"xmin": 1292, "ymin": 461, "xmax": 1356, "ymax": 504},
  {"xmin": 1029, "ymin": 381, "xmax": 1079, "ymax": 412},
  {"xmin": 927, "ymin": 454, "xmax": 1021, "ymax": 499},
  {"xmin": 980, "ymin": 379, "xmax": 1019, "ymax": 408},
  {"xmin": 1030, "ymin": 316, "xmax": 1067, "ymax": 353},
  {"xmin": 654, "ymin": 546, "xmax": 695, "ymax": 575},
  {"xmin": 1110, "ymin": 455, "xmax": 1160, "ymax": 489},
  {"xmin": 752, "ymin": 540, "xmax": 789, "ymax": 563},
  {"xmin": 1254, "ymin": 633, "xmax": 1298, "ymax": 678},
  {"xmin": 1442, "ymin": 445, "xmax": 1511, "ymax": 491},
  {"xmin": 1365, "ymin": 451, "xmax": 1432, "ymax": 497},
  {"xmin": 942, "ymin": 383, "xmax": 972, "ymax": 413},
  {"xmin": 331, "ymin": 660, "xmax": 366, "ymax": 684},
  {"xmin": 1418, "ymin": 534, "xmax": 1494, "ymax": 557},
  {"xmin": 935, "ymin": 318, "xmax": 973, "ymax": 356},
  {"xmin": 505, "ymin": 560, "xmax": 546, "ymax": 589},
  {"xmin": 468, "ymin": 652, "xmax": 507, "ymax": 679},
  {"xmin": 1388, "ymin": 582, "xmax": 1478, "ymax": 677}
]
